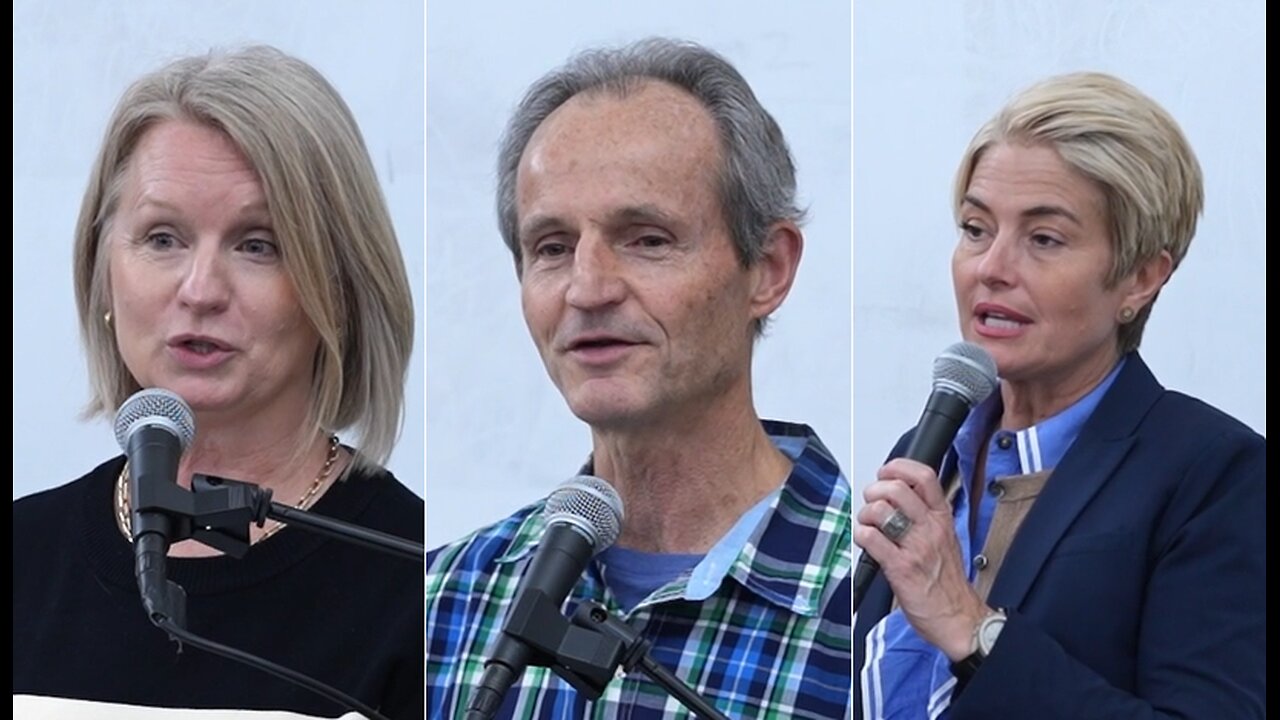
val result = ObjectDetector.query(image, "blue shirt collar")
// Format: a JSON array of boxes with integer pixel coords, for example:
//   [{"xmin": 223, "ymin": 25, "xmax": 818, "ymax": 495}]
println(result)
[
  {"xmin": 955, "ymin": 356, "xmax": 1127, "ymax": 478},
  {"xmin": 496, "ymin": 420, "xmax": 850, "ymax": 618}
]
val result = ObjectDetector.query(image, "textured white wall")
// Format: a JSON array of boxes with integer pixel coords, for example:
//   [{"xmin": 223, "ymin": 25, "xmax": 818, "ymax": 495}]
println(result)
[
  {"xmin": 853, "ymin": 1, "xmax": 1266, "ymax": 505},
  {"xmin": 11, "ymin": 1, "xmax": 425, "ymax": 499},
  {"xmin": 425, "ymin": 3, "xmax": 852, "ymax": 546}
]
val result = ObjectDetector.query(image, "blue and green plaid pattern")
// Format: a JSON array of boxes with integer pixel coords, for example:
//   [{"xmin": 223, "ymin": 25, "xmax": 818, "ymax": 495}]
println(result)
[{"xmin": 426, "ymin": 421, "xmax": 852, "ymax": 719}]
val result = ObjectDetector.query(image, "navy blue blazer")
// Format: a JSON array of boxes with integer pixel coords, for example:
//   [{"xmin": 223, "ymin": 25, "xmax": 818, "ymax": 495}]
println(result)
[{"xmin": 853, "ymin": 354, "xmax": 1265, "ymax": 719}]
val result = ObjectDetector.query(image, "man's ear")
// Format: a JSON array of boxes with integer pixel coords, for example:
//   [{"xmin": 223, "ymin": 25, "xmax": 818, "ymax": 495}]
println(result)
[{"xmin": 748, "ymin": 221, "xmax": 804, "ymax": 323}]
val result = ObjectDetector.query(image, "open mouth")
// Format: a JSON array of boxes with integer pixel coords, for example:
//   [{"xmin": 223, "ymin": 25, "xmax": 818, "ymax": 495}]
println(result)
[
  {"xmin": 979, "ymin": 312, "xmax": 1026, "ymax": 330},
  {"xmin": 975, "ymin": 303, "xmax": 1031, "ymax": 331},
  {"xmin": 182, "ymin": 340, "xmax": 222, "ymax": 355},
  {"xmin": 173, "ymin": 337, "xmax": 233, "ymax": 355}
]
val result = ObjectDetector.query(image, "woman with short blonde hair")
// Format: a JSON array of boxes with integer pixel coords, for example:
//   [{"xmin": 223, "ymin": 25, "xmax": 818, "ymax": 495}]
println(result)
[{"xmin": 855, "ymin": 72, "xmax": 1264, "ymax": 719}]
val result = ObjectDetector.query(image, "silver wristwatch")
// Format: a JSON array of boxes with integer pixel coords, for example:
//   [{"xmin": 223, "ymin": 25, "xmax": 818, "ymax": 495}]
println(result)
[{"xmin": 951, "ymin": 608, "xmax": 1007, "ymax": 687}]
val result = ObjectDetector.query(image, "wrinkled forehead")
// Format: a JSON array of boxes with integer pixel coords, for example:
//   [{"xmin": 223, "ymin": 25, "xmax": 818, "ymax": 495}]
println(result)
[
  {"xmin": 523, "ymin": 80, "xmax": 721, "ymax": 169},
  {"xmin": 515, "ymin": 82, "xmax": 724, "ymax": 223}
]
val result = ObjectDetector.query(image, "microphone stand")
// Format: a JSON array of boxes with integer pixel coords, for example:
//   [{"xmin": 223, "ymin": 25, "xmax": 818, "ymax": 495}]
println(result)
[
  {"xmin": 466, "ymin": 590, "xmax": 729, "ymax": 720},
  {"xmin": 128, "ymin": 473, "xmax": 424, "ymax": 720}
]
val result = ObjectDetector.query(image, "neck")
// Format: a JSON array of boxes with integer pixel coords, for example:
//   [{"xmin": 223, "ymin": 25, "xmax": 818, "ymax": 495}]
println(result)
[
  {"xmin": 1000, "ymin": 350, "xmax": 1121, "ymax": 430},
  {"xmin": 590, "ymin": 389, "xmax": 790, "ymax": 554}
]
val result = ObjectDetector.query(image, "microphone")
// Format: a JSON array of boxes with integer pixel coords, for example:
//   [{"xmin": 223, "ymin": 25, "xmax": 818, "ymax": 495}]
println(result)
[
  {"xmin": 113, "ymin": 388, "xmax": 196, "ymax": 623},
  {"xmin": 851, "ymin": 342, "xmax": 997, "ymax": 611},
  {"xmin": 466, "ymin": 476, "xmax": 624, "ymax": 720}
]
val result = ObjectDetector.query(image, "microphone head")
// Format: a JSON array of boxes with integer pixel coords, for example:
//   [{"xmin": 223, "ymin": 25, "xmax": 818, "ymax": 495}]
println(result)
[
  {"xmin": 113, "ymin": 388, "xmax": 196, "ymax": 453},
  {"xmin": 933, "ymin": 342, "xmax": 999, "ymax": 407},
  {"xmin": 543, "ymin": 475, "xmax": 624, "ymax": 552}
]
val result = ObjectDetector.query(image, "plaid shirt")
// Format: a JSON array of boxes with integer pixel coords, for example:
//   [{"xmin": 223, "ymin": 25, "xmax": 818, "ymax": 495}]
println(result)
[{"xmin": 426, "ymin": 420, "xmax": 852, "ymax": 719}]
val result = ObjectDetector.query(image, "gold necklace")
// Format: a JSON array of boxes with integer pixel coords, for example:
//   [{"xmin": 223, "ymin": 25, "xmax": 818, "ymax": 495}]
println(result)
[{"xmin": 114, "ymin": 435, "xmax": 341, "ymax": 543}]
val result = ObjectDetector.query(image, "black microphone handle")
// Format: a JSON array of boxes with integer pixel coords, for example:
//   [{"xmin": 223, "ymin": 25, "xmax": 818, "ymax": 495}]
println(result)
[
  {"xmin": 901, "ymin": 390, "xmax": 974, "ymax": 471},
  {"xmin": 468, "ymin": 522, "xmax": 596, "ymax": 719},
  {"xmin": 127, "ymin": 423, "xmax": 184, "ymax": 545},
  {"xmin": 126, "ymin": 424, "xmax": 185, "ymax": 623},
  {"xmin": 853, "ymin": 389, "xmax": 974, "ymax": 612}
]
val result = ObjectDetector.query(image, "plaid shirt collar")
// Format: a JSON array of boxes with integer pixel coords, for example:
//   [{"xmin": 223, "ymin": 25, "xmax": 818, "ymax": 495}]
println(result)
[
  {"xmin": 426, "ymin": 419, "xmax": 852, "ymax": 719},
  {"xmin": 492, "ymin": 419, "xmax": 848, "ymax": 617}
]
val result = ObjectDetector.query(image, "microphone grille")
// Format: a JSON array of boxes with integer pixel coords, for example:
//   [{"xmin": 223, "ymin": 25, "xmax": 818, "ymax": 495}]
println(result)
[
  {"xmin": 933, "ymin": 342, "xmax": 999, "ymax": 406},
  {"xmin": 543, "ymin": 475, "xmax": 625, "ymax": 551},
  {"xmin": 113, "ymin": 388, "xmax": 196, "ymax": 452}
]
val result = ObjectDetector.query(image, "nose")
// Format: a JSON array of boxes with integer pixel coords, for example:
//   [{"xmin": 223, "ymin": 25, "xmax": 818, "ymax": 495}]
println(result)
[
  {"xmin": 175, "ymin": 243, "xmax": 231, "ymax": 314},
  {"xmin": 564, "ymin": 234, "xmax": 626, "ymax": 310},
  {"xmin": 975, "ymin": 231, "xmax": 1018, "ymax": 289}
]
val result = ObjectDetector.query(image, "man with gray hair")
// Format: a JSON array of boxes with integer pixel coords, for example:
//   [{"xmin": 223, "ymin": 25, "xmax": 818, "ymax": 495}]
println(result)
[{"xmin": 426, "ymin": 38, "xmax": 851, "ymax": 719}]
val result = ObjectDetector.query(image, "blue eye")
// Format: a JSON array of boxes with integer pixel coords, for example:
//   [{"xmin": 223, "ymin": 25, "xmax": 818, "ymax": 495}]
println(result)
[
  {"xmin": 637, "ymin": 234, "xmax": 671, "ymax": 248},
  {"xmin": 240, "ymin": 238, "xmax": 280, "ymax": 258},
  {"xmin": 535, "ymin": 241, "xmax": 570, "ymax": 258},
  {"xmin": 145, "ymin": 232, "xmax": 178, "ymax": 250},
  {"xmin": 959, "ymin": 222, "xmax": 986, "ymax": 240}
]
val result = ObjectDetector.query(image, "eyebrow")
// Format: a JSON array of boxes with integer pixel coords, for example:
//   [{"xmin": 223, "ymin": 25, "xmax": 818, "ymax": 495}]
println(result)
[
  {"xmin": 518, "ymin": 214, "xmax": 564, "ymax": 247},
  {"xmin": 519, "ymin": 204, "xmax": 680, "ymax": 245},
  {"xmin": 610, "ymin": 204, "xmax": 680, "ymax": 229},
  {"xmin": 961, "ymin": 194, "xmax": 1082, "ymax": 227},
  {"xmin": 132, "ymin": 196, "xmax": 272, "ymax": 222}
]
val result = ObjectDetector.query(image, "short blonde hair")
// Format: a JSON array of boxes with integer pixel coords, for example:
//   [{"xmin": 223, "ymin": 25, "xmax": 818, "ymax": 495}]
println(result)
[
  {"xmin": 73, "ymin": 46, "xmax": 414, "ymax": 471},
  {"xmin": 953, "ymin": 72, "xmax": 1203, "ymax": 354}
]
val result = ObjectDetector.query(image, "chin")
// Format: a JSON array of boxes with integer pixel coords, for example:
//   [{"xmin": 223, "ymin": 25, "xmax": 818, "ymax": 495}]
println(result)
[
  {"xmin": 148, "ymin": 380, "xmax": 242, "ymax": 415},
  {"xmin": 959, "ymin": 336, "xmax": 1016, "ymax": 378},
  {"xmin": 564, "ymin": 388, "xmax": 651, "ymax": 430},
  {"xmin": 568, "ymin": 402, "xmax": 639, "ymax": 429}
]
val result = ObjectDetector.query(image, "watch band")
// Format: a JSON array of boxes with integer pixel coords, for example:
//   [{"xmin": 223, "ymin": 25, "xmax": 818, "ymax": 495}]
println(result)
[
  {"xmin": 949, "ymin": 652, "xmax": 983, "ymax": 694},
  {"xmin": 949, "ymin": 608, "xmax": 1007, "ymax": 696}
]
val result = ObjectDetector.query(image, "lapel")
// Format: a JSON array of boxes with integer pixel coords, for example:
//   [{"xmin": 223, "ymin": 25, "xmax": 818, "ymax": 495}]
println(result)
[{"xmin": 987, "ymin": 353, "xmax": 1164, "ymax": 609}]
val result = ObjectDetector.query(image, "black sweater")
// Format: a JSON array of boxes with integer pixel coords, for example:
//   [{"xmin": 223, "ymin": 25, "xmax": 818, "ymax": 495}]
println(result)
[{"xmin": 13, "ymin": 456, "xmax": 424, "ymax": 718}]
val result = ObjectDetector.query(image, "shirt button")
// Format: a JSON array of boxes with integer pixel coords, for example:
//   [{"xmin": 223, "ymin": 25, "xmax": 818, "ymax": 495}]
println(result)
[
  {"xmin": 996, "ymin": 433, "xmax": 1014, "ymax": 450},
  {"xmin": 988, "ymin": 480, "xmax": 1006, "ymax": 498},
  {"xmin": 973, "ymin": 554, "xmax": 989, "ymax": 571}
]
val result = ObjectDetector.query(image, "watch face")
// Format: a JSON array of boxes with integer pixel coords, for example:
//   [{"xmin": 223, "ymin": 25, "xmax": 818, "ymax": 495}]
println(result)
[{"xmin": 977, "ymin": 614, "xmax": 1006, "ymax": 655}]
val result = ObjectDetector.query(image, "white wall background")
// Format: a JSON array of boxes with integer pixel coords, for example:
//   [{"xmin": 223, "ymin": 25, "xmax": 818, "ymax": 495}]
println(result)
[
  {"xmin": 853, "ymin": 1, "xmax": 1266, "ymax": 505},
  {"xmin": 11, "ymin": 1, "xmax": 425, "ymax": 499},
  {"xmin": 425, "ymin": 3, "xmax": 852, "ymax": 546}
]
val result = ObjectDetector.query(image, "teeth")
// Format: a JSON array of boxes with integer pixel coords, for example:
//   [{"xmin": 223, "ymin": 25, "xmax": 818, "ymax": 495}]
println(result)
[
  {"xmin": 187, "ymin": 341, "xmax": 215, "ymax": 354},
  {"xmin": 983, "ymin": 315, "xmax": 1023, "ymax": 330}
]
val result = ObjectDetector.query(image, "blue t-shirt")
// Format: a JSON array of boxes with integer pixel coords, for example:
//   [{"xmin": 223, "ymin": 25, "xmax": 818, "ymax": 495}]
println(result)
[
  {"xmin": 598, "ymin": 546, "xmax": 703, "ymax": 612},
  {"xmin": 598, "ymin": 485, "xmax": 783, "ymax": 612}
]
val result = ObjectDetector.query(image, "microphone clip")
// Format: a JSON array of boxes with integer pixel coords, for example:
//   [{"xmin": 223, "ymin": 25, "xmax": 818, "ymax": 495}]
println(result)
[
  {"xmin": 493, "ymin": 595, "xmax": 730, "ymax": 719},
  {"xmin": 497, "ymin": 591, "xmax": 622, "ymax": 699},
  {"xmin": 131, "ymin": 473, "xmax": 274, "ymax": 560}
]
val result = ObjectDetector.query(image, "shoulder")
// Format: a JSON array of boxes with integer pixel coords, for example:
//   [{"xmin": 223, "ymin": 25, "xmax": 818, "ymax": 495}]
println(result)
[
  {"xmin": 334, "ymin": 464, "xmax": 424, "ymax": 541},
  {"xmin": 426, "ymin": 501, "xmax": 544, "ymax": 592},
  {"xmin": 1101, "ymin": 354, "xmax": 1262, "ymax": 454},
  {"xmin": 13, "ymin": 458, "xmax": 119, "ymax": 537},
  {"xmin": 1084, "ymin": 370, "xmax": 1264, "ymax": 554},
  {"xmin": 1143, "ymin": 389, "xmax": 1264, "ymax": 450},
  {"xmin": 1111, "ymin": 358, "xmax": 1264, "ymax": 479},
  {"xmin": 13, "ymin": 458, "xmax": 127, "ymax": 593},
  {"xmin": 1135, "ymin": 390, "xmax": 1264, "ymax": 510},
  {"xmin": 761, "ymin": 418, "xmax": 849, "ymax": 489}
]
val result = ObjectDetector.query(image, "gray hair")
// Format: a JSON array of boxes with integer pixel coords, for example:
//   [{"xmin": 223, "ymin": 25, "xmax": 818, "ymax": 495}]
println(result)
[{"xmin": 496, "ymin": 38, "xmax": 803, "ymax": 333}]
